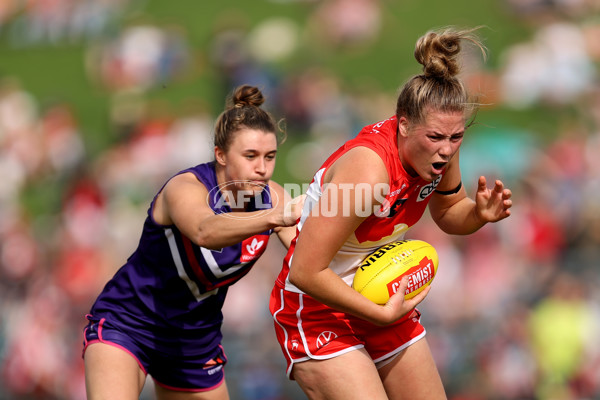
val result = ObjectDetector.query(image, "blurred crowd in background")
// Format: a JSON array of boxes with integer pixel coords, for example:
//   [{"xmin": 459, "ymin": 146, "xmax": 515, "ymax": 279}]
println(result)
[{"xmin": 1, "ymin": 0, "xmax": 600, "ymax": 399}]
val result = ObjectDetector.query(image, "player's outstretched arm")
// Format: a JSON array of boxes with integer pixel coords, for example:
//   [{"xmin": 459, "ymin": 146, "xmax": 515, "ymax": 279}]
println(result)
[{"xmin": 429, "ymin": 175, "xmax": 512, "ymax": 235}]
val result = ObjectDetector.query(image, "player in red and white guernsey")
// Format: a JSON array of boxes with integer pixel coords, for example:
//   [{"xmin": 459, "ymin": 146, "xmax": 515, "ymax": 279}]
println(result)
[{"xmin": 270, "ymin": 28, "xmax": 513, "ymax": 400}]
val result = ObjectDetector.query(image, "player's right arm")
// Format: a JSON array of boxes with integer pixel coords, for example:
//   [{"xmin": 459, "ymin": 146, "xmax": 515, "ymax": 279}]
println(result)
[
  {"xmin": 287, "ymin": 147, "xmax": 428, "ymax": 326},
  {"xmin": 153, "ymin": 172, "xmax": 299, "ymax": 250}
]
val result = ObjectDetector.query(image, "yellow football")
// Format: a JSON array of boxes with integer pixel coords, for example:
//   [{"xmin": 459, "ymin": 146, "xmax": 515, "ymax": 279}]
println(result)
[{"xmin": 352, "ymin": 240, "xmax": 438, "ymax": 304}]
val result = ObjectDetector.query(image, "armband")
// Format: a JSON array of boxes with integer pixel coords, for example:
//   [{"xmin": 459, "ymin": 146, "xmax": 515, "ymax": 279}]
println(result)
[{"xmin": 435, "ymin": 181, "xmax": 462, "ymax": 195}]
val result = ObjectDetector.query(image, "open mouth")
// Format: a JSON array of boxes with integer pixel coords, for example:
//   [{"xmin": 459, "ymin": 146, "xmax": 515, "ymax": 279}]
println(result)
[{"xmin": 432, "ymin": 162, "xmax": 447, "ymax": 171}]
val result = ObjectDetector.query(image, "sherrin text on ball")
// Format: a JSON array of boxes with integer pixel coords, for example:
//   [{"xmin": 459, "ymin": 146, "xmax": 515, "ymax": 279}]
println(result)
[{"xmin": 352, "ymin": 240, "xmax": 439, "ymax": 304}]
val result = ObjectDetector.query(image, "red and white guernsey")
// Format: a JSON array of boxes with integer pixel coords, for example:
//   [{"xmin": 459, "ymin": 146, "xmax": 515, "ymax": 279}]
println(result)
[{"xmin": 276, "ymin": 116, "xmax": 443, "ymax": 291}]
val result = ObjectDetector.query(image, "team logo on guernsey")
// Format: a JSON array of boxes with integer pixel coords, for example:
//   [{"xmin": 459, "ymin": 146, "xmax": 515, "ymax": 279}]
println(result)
[
  {"xmin": 417, "ymin": 176, "xmax": 442, "ymax": 202},
  {"xmin": 386, "ymin": 197, "xmax": 408, "ymax": 217},
  {"xmin": 374, "ymin": 183, "xmax": 407, "ymax": 218},
  {"xmin": 246, "ymin": 238, "xmax": 264, "ymax": 255},
  {"xmin": 375, "ymin": 197, "xmax": 407, "ymax": 218},
  {"xmin": 241, "ymin": 235, "xmax": 268, "ymax": 262}
]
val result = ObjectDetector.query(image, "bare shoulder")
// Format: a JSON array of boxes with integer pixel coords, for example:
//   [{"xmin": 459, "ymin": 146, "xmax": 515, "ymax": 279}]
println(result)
[
  {"xmin": 160, "ymin": 172, "xmax": 210, "ymax": 212},
  {"xmin": 155, "ymin": 171, "xmax": 216, "ymax": 227},
  {"xmin": 326, "ymin": 146, "xmax": 388, "ymax": 185},
  {"xmin": 164, "ymin": 172, "xmax": 207, "ymax": 194}
]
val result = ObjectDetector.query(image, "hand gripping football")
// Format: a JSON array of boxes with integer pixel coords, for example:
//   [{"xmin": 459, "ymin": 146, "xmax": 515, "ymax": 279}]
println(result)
[{"xmin": 352, "ymin": 240, "xmax": 438, "ymax": 304}]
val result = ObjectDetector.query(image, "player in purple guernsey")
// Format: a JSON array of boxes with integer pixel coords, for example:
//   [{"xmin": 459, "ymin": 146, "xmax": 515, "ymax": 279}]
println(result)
[{"xmin": 82, "ymin": 85, "xmax": 303, "ymax": 400}]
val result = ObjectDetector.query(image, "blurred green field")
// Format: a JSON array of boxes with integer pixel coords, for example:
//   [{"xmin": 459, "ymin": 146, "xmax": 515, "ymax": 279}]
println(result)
[
  {"xmin": 0, "ymin": 0, "xmax": 569, "ymax": 215},
  {"xmin": 0, "ymin": 0, "xmax": 540, "ymax": 147}
]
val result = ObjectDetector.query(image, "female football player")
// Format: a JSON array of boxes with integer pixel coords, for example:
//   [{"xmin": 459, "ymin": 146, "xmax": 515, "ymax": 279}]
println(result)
[
  {"xmin": 83, "ymin": 85, "xmax": 303, "ymax": 400},
  {"xmin": 270, "ymin": 27, "xmax": 513, "ymax": 399}
]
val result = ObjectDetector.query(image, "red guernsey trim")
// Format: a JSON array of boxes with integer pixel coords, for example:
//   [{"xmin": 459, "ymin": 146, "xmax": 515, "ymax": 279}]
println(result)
[
  {"xmin": 182, "ymin": 236, "xmax": 216, "ymax": 291},
  {"xmin": 181, "ymin": 236, "xmax": 251, "ymax": 290}
]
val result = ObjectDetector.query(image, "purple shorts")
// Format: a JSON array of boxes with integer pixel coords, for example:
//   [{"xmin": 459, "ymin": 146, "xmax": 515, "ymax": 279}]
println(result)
[{"xmin": 82, "ymin": 315, "xmax": 227, "ymax": 392}]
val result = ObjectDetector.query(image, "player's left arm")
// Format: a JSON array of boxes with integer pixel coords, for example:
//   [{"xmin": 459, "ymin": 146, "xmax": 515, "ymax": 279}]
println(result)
[{"xmin": 428, "ymin": 152, "xmax": 512, "ymax": 235}]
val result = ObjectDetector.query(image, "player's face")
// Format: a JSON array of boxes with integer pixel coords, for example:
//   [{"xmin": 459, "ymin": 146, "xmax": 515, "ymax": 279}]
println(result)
[
  {"xmin": 215, "ymin": 128, "xmax": 278, "ymax": 197},
  {"xmin": 398, "ymin": 110, "xmax": 465, "ymax": 182}
]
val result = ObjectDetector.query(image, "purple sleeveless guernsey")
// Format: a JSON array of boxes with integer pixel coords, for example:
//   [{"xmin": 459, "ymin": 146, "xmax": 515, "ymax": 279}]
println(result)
[{"xmin": 88, "ymin": 162, "xmax": 273, "ymax": 354}]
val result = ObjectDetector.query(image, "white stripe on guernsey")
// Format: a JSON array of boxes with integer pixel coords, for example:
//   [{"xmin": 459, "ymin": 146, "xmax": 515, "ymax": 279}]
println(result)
[
  {"xmin": 164, "ymin": 228, "xmax": 217, "ymax": 302},
  {"xmin": 297, "ymin": 168, "xmax": 325, "ymax": 231},
  {"xmin": 200, "ymin": 247, "xmax": 246, "ymax": 278},
  {"xmin": 284, "ymin": 168, "xmax": 322, "ymax": 295}
]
